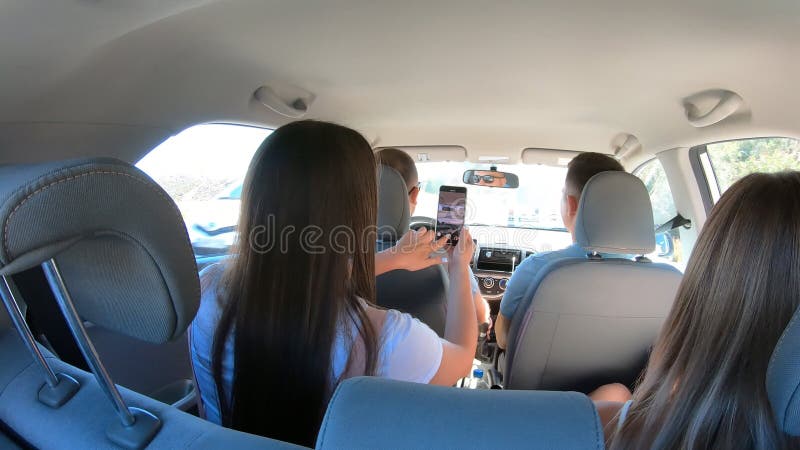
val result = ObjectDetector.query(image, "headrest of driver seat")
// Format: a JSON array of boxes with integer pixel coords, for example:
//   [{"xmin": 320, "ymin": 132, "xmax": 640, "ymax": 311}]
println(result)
[
  {"xmin": 0, "ymin": 157, "xmax": 199, "ymax": 344},
  {"xmin": 575, "ymin": 171, "xmax": 655, "ymax": 255},
  {"xmin": 767, "ymin": 306, "xmax": 800, "ymax": 436},
  {"xmin": 377, "ymin": 165, "xmax": 410, "ymax": 242}
]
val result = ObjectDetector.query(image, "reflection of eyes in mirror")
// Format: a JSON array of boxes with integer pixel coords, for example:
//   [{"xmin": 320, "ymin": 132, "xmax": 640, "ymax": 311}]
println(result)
[
  {"xmin": 462, "ymin": 169, "xmax": 520, "ymax": 188},
  {"xmin": 471, "ymin": 171, "xmax": 507, "ymax": 187}
]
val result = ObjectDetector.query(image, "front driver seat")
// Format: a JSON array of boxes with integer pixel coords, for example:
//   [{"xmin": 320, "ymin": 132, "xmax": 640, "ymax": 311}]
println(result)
[
  {"xmin": 375, "ymin": 165, "xmax": 448, "ymax": 336},
  {"xmin": 504, "ymin": 171, "xmax": 682, "ymax": 392}
]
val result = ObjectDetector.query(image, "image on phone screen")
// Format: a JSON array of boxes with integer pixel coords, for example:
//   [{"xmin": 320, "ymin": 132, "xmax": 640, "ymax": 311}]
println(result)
[{"xmin": 435, "ymin": 186, "xmax": 467, "ymax": 245}]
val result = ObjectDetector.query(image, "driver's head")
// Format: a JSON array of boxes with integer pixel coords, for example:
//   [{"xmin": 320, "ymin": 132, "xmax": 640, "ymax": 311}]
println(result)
[
  {"xmin": 561, "ymin": 152, "xmax": 625, "ymax": 238},
  {"xmin": 375, "ymin": 147, "xmax": 420, "ymax": 215}
]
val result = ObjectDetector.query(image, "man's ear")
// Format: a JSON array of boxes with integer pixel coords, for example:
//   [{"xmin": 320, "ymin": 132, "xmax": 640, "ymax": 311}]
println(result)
[
  {"xmin": 409, "ymin": 187, "xmax": 420, "ymax": 205},
  {"xmin": 567, "ymin": 194, "xmax": 580, "ymax": 217}
]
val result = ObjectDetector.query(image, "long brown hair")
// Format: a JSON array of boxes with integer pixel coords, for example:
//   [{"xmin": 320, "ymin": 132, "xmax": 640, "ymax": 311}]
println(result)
[
  {"xmin": 211, "ymin": 120, "xmax": 379, "ymax": 446},
  {"xmin": 610, "ymin": 171, "xmax": 800, "ymax": 449}
]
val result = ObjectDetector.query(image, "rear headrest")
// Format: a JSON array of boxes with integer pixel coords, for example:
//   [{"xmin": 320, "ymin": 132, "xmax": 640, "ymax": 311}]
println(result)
[
  {"xmin": 317, "ymin": 377, "xmax": 603, "ymax": 449},
  {"xmin": 0, "ymin": 157, "xmax": 199, "ymax": 344},
  {"xmin": 377, "ymin": 165, "xmax": 410, "ymax": 242},
  {"xmin": 767, "ymin": 306, "xmax": 800, "ymax": 436},
  {"xmin": 575, "ymin": 171, "xmax": 655, "ymax": 255}
]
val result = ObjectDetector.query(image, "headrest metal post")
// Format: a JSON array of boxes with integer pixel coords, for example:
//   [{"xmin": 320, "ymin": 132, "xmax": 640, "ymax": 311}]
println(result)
[
  {"xmin": 42, "ymin": 258, "xmax": 162, "ymax": 448},
  {"xmin": 41, "ymin": 259, "xmax": 136, "ymax": 427},
  {"xmin": 0, "ymin": 274, "xmax": 81, "ymax": 407},
  {"xmin": 0, "ymin": 275, "xmax": 60, "ymax": 387}
]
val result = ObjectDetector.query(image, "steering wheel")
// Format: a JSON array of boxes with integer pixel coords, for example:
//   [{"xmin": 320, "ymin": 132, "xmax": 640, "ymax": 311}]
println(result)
[{"xmin": 409, "ymin": 216, "xmax": 436, "ymax": 232}]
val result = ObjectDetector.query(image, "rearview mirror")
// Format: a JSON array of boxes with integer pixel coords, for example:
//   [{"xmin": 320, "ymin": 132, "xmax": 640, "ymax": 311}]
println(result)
[{"xmin": 462, "ymin": 170, "xmax": 519, "ymax": 188}]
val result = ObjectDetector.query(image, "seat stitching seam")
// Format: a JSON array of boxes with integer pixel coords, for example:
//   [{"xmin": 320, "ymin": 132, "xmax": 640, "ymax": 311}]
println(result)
[
  {"xmin": 768, "ymin": 310, "xmax": 800, "ymax": 371},
  {"xmin": 767, "ymin": 309, "xmax": 800, "ymax": 419},
  {"xmin": 584, "ymin": 395, "xmax": 604, "ymax": 450},
  {"xmin": 5, "ymin": 171, "xmax": 179, "ymax": 253},
  {"xmin": 538, "ymin": 314, "xmax": 562, "ymax": 388},
  {"xmin": 180, "ymin": 427, "xmax": 208, "ymax": 449},
  {"xmin": 316, "ymin": 377, "xmax": 361, "ymax": 446},
  {"xmin": 783, "ymin": 381, "xmax": 800, "ymax": 430},
  {"xmin": 2, "ymin": 170, "xmax": 200, "ymax": 301},
  {"xmin": 0, "ymin": 358, "xmax": 37, "ymax": 399}
]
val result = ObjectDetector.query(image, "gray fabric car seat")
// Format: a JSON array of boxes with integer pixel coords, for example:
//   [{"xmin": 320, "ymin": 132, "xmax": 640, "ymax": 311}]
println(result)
[
  {"xmin": 375, "ymin": 165, "xmax": 448, "ymax": 336},
  {"xmin": 767, "ymin": 304, "xmax": 800, "ymax": 436},
  {"xmin": 505, "ymin": 171, "xmax": 682, "ymax": 392},
  {"xmin": 0, "ymin": 329, "xmax": 305, "ymax": 449},
  {"xmin": 0, "ymin": 157, "xmax": 206, "ymax": 448},
  {"xmin": 0, "ymin": 431, "xmax": 21, "ymax": 450},
  {"xmin": 0, "ymin": 293, "xmax": 10, "ymax": 331},
  {"xmin": 0, "ymin": 298, "xmax": 21, "ymax": 450},
  {"xmin": 317, "ymin": 376, "xmax": 604, "ymax": 449}
]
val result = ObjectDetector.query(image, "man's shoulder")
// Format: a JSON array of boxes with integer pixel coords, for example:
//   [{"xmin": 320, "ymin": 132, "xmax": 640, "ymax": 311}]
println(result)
[
  {"xmin": 529, "ymin": 244, "xmax": 586, "ymax": 264},
  {"xmin": 510, "ymin": 244, "xmax": 583, "ymax": 281}
]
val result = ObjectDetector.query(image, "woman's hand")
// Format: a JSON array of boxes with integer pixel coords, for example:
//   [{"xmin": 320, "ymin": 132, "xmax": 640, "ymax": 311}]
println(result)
[
  {"xmin": 375, "ymin": 227, "xmax": 448, "ymax": 275},
  {"xmin": 447, "ymin": 227, "xmax": 475, "ymax": 272},
  {"xmin": 429, "ymin": 226, "xmax": 479, "ymax": 386}
]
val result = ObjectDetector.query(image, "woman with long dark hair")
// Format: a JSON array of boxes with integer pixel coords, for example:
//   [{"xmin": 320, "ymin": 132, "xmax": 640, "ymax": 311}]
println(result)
[
  {"xmin": 593, "ymin": 171, "xmax": 800, "ymax": 449},
  {"xmin": 190, "ymin": 120, "xmax": 478, "ymax": 446}
]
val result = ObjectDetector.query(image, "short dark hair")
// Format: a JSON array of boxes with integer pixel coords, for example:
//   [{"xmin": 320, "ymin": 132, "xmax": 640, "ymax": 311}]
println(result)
[
  {"xmin": 565, "ymin": 152, "xmax": 625, "ymax": 195},
  {"xmin": 375, "ymin": 148, "xmax": 418, "ymax": 189}
]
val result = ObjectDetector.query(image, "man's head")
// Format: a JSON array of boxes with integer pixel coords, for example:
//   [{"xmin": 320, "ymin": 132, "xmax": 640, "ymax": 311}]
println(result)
[
  {"xmin": 561, "ymin": 152, "xmax": 625, "ymax": 238},
  {"xmin": 375, "ymin": 148, "xmax": 420, "ymax": 215}
]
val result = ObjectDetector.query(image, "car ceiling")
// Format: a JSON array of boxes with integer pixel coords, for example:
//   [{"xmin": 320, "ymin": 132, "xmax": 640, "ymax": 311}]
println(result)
[{"xmin": 1, "ymin": 0, "xmax": 799, "ymax": 165}]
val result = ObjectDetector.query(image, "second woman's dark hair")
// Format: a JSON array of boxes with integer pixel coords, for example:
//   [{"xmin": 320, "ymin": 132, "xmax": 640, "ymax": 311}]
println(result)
[
  {"xmin": 211, "ymin": 120, "xmax": 379, "ymax": 446},
  {"xmin": 610, "ymin": 171, "xmax": 800, "ymax": 450}
]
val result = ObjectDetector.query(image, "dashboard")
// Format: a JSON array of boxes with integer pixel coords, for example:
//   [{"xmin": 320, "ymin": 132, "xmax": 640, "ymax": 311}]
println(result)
[
  {"xmin": 410, "ymin": 220, "xmax": 571, "ymax": 303},
  {"xmin": 464, "ymin": 224, "xmax": 571, "ymax": 303},
  {"xmin": 471, "ymin": 246, "xmax": 532, "ymax": 301}
]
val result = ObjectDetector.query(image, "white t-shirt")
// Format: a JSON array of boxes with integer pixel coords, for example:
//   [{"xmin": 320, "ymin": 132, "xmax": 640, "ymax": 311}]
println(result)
[
  {"xmin": 191, "ymin": 264, "xmax": 444, "ymax": 425},
  {"xmin": 331, "ymin": 307, "xmax": 443, "ymax": 384}
]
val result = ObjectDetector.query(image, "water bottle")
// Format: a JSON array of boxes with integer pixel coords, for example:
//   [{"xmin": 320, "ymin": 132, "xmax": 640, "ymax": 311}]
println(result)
[{"xmin": 470, "ymin": 368, "xmax": 490, "ymax": 389}]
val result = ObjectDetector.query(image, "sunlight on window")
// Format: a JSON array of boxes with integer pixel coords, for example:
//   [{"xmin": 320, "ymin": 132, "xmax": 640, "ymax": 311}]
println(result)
[
  {"xmin": 634, "ymin": 158, "xmax": 684, "ymax": 266},
  {"xmin": 137, "ymin": 124, "xmax": 271, "ymax": 202},
  {"xmin": 137, "ymin": 123, "xmax": 271, "ymax": 258},
  {"xmin": 707, "ymin": 137, "xmax": 800, "ymax": 194}
]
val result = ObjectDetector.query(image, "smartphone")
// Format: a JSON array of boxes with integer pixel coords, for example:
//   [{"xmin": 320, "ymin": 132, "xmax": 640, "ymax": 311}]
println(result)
[{"xmin": 435, "ymin": 185, "xmax": 467, "ymax": 245}]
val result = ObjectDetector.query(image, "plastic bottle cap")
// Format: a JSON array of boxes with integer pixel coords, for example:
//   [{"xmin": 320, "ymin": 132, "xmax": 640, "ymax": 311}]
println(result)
[{"xmin": 473, "ymin": 369, "xmax": 484, "ymax": 378}]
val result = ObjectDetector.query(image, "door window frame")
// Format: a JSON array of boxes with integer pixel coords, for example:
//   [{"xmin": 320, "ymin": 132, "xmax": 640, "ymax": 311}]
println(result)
[{"xmin": 689, "ymin": 136, "xmax": 799, "ymax": 213}]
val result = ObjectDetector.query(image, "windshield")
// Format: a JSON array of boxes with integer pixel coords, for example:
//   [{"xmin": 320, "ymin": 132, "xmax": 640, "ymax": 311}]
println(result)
[{"xmin": 415, "ymin": 162, "xmax": 568, "ymax": 230}]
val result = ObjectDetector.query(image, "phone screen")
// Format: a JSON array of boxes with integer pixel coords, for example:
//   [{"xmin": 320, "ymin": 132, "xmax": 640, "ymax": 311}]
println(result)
[{"xmin": 435, "ymin": 186, "xmax": 467, "ymax": 245}]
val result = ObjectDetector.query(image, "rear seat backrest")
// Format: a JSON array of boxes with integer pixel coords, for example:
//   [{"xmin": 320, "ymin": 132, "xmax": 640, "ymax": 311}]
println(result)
[
  {"xmin": 317, "ymin": 377, "xmax": 604, "ymax": 449},
  {"xmin": 505, "ymin": 172, "xmax": 682, "ymax": 392}
]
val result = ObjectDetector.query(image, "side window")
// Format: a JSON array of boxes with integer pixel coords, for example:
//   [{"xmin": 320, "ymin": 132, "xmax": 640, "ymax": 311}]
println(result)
[
  {"xmin": 136, "ymin": 124, "xmax": 271, "ymax": 261},
  {"xmin": 699, "ymin": 137, "xmax": 800, "ymax": 199},
  {"xmin": 633, "ymin": 158, "xmax": 684, "ymax": 266}
]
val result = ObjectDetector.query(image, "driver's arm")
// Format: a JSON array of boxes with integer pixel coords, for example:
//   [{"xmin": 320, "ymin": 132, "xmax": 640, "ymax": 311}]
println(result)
[
  {"xmin": 467, "ymin": 267, "xmax": 490, "ymax": 325},
  {"xmin": 495, "ymin": 313, "xmax": 510, "ymax": 349},
  {"xmin": 474, "ymin": 291, "xmax": 490, "ymax": 326},
  {"xmin": 495, "ymin": 256, "xmax": 536, "ymax": 349}
]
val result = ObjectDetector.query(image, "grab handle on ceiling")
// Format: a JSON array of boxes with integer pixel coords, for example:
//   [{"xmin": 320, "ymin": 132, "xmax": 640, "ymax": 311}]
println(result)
[
  {"xmin": 254, "ymin": 86, "xmax": 310, "ymax": 118},
  {"xmin": 685, "ymin": 91, "xmax": 743, "ymax": 128}
]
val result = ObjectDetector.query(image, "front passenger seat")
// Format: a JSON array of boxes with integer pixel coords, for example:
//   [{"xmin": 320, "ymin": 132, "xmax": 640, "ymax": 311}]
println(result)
[
  {"xmin": 504, "ymin": 171, "xmax": 682, "ymax": 392},
  {"xmin": 375, "ymin": 165, "xmax": 448, "ymax": 336}
]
